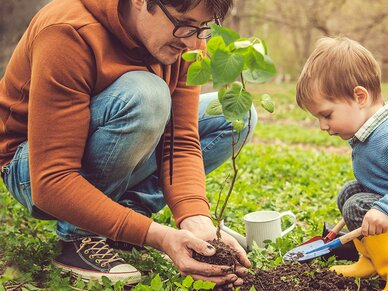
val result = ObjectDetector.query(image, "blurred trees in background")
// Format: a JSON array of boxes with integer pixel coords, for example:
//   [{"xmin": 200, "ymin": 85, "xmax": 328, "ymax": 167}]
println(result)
[
  {"xmin": 224, "ymin": 0, "xmax": 388, "ymax": 81},
  {"xmin": 1, "ymin": 0, "xmax": 388, "ymax": 81},
  {"xmin": 0, "ymin": 0, "xmax": 49, "ymax": 74}
]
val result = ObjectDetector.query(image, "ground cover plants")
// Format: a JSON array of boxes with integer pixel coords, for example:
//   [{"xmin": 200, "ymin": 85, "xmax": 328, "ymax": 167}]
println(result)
[{"xmin": 1, "ymin": 83, "xmax": 387, "ymax": 290}]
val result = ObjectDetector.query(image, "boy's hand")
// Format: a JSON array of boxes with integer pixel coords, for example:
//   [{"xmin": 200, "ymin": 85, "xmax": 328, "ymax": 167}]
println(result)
[{"xmin": 361, "ymin": 209, "xmax": 388, "ymax": 236}]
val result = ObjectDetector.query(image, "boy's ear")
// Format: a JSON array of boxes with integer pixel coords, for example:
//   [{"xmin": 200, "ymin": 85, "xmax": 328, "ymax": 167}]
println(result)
[{"xmin": 353, "ymin": 86, "xmax": 369, "ymax": 107}]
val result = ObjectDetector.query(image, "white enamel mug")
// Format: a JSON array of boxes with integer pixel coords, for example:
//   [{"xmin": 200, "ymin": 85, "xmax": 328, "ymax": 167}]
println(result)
[{"xmin": 244, "ymin": 210, "xmax": 296, "ymax": 249}]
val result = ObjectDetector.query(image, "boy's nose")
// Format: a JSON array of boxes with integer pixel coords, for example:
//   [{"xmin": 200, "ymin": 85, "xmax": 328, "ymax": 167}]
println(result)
[{"xmin": 319, "ymin": 120, "xmax": 329, "ymax": 131}]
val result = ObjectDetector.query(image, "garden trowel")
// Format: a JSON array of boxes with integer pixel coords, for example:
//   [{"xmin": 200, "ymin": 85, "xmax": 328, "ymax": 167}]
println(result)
[
  {"xmin": 283, "ymin": 227, "xmax": 362, "ymax": 262},
  {"xmin": 300, "ymin": 218, "xmax": 346, "ymax": 245}
]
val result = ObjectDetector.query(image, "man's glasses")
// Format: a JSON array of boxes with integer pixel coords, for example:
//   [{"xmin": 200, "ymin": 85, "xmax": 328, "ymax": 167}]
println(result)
[{"xmin": 155, "ymin": 0, "xmax": 220, "ymax": 39}]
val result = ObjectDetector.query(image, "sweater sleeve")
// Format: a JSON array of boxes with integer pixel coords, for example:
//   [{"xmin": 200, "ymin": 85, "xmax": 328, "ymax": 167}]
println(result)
[
  {"xmin": 29, "ymin": 24, "xmax": 152, "ymax": 245},
  {"xmin": 372, "ymin": 197, "xmax": 388, "ymax": 215},
  {"xmin": 161, "ymin": 41, "xmax": 211, "ymax": 227}
]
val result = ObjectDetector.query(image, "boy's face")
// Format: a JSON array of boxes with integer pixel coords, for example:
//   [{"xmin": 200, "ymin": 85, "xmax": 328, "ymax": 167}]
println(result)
[{"xmin": 305, "ymin": 95, "xmax": 366, "ymax": 140}]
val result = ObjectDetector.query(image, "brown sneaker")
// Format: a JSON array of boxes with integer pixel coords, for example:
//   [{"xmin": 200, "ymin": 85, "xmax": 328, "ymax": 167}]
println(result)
[{"xmin": 53, "ymin": 237, "xmax": 141, "ymax": 284}]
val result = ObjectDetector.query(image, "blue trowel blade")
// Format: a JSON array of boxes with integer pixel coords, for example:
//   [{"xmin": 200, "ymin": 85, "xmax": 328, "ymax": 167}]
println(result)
[{"xmin": 283, "ymin": 239, "xmax": 331, "ymax": 262}]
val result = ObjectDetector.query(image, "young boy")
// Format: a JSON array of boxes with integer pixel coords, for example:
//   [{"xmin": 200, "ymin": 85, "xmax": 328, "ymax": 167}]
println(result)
[{"xmin": 296, "ymin": 37, "xmax": 388, "ymax": 288}]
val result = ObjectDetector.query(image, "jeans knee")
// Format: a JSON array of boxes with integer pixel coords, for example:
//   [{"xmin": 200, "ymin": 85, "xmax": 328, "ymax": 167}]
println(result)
[{"xmin": 112, "ymin": 71, "xmax": 171, "ymax": 135}]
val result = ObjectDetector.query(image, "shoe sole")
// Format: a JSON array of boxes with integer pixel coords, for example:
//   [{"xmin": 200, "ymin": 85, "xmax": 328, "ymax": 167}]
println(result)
[{"xmin": 53, "ymin": 261, "xmax": 141, "ymax": 285}]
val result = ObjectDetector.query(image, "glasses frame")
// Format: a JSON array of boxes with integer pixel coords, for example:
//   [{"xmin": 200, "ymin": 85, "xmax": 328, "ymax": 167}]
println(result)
[{"xmin": 155, "ymin": 0, "xmax": 220, "ymax": 39}]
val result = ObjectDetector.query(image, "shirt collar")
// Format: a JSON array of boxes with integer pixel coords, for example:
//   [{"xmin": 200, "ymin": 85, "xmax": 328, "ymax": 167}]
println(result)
[{"xmin": 353, "ymin": 102, "xmax": 388, "ymax": 142}]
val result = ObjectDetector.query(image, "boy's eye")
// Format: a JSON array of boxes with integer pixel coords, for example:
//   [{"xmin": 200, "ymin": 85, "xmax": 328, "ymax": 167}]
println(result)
[{"xmin": 324, "ymin": 113, "xmax": 332, "ymax": 119}]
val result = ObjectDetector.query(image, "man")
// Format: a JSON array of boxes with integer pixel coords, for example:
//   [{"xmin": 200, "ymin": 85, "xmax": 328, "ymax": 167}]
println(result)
[{"xmin": 0, "ymin": 0, "xmax": 255, "ymax": 286}]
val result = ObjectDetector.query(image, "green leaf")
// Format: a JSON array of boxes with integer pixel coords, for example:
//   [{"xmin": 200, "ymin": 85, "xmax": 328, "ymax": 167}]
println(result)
[
  {"xmin": 211, "ymin": 50, "xmax": 244, "ymax": 87},
  {"xmin": 218, "ymin": 87, "xmax": 227, "ymax": 102},
  {"xmin": 193, "ymin": 280, "xmax": 216, "ymax": 290},
  {"xmin": 244, "ymin": 46, "xmax": 264, "ymax": 70},
  {"xmin": 206, "ymin": 36, "xmax": 226, "ymax": 55},
  {"xmin": 182, "ymin": 50, "xmax": 202, "ymax": 62},
  {"xmin": 210, "ymin": 23, "xmax": 240, "ymax": 45},
  {"xmin": 234, "ymin": 40, "xmax": 251, "ymax": 49},
  {"xmin": 221, "ymin": 85, "xmax": 253, "ymax": 122},
  {"xmin": 232, "ymin": 119, "xmax": 245, "ymax": 133},
  {"xmin": 133, "ymin": 284, "xmax": 152, "ymax": 291},
  {"xmin": 182, "ymin": 276, "xmax": 194, "ymax": 288},
  {"xmin": 249, "ymin": 286, "xmax": 257, "ymax": 291},
  {"xmin": 243, "ymin": 55, "xmax": 276, "ymax": 83},
  {"xmin": 174, "ymin": 282, "xmax": 188, "ymax": 291},
  {"xmin": 206, "ymin": 99, "xmax": 223, "ymax": 115},
  {"xmin": 260, "ymin": 93, "xmax": 274, "ymax": 113},
  {"xmin": 186, "ymin": 58, "xmax": 211, "ymax": 85},
  {"xmin": 101, "ymin": 275, "xmax": 112, "ymax": 287},
  {"xmin": 151, "ymin": 274, "xmax": 163, "ymax": 290},
  {"xmin": 250, "ymin": 37, "xmax": 268, "ymax": 54},
  {"xmin": 253, "ymin": 43, "xmax": 266, "ymax": 55}
]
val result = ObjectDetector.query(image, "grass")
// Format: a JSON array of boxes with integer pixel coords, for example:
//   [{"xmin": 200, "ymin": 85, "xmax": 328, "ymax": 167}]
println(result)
[{"xmin": 1, "ymin": 82, "xmax": 387, "ymax": 290}]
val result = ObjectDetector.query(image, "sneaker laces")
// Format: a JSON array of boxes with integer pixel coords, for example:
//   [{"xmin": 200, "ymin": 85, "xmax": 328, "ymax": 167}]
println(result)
[{"xmin": 77, "ymin": 237, "xmax": 125, "ymax": 267}]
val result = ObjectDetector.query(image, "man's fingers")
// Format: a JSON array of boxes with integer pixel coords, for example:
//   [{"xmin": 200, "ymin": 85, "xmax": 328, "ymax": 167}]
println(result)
[
  {"xmin": 221, "ymin": 232, "xmax": 251, "ymax": 268},
  {"xmin": 186, "ymin": 238, "xmax": 216, "ymax": 257},
  {"xmin": 235, "ymin": 265, "xmax": 249, "ymax": 277},
  {"xmin": 178, "ymin": 258, "xmax": 233, "ymax": 277}
]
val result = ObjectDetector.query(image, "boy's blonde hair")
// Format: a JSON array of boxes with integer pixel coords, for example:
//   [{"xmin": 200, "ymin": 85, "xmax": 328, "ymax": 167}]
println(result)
[{"xmin": 296, "ymin": 37, "xmax": 382, "ymax": 109}]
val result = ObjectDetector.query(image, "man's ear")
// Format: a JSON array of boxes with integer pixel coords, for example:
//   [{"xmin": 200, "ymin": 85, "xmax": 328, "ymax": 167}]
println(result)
[
  {"xmin": 131, "ymin": 0, "xmax": 145, "ymax": 11},
  {"xmin": 353, "ymin": 86, "xmax": 369, "ymax": 108}
]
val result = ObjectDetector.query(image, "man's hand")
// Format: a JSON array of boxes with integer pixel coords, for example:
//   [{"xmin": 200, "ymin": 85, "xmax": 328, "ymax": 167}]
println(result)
[
  {"xmin": 145, "ymin": 222, "xmax": 240, "ymax": 286},
  {"xmin": 362, "ymin": 208, "xmax": 388, "ymax": 236},
  {"xmin": 180, "ymin": 215, "xmax": 251, "ymax": 283}
]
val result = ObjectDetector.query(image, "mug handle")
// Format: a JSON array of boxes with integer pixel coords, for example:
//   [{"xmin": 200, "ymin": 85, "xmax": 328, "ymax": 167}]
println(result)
[{"xmin": 280, "ymin": 211, "xmax": 296, "ymax": 237}]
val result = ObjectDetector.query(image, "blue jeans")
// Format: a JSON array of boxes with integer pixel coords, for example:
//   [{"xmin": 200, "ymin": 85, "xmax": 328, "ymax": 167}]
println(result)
[{"xmin": 2, "ymin": 71, "xmax": 257, "ymax": 240}]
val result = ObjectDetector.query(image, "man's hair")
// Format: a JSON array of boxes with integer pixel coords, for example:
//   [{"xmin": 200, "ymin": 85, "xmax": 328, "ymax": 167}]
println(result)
[
  {"xmin": 296, "ymin": 37, "xmax": 382, "ymax": 109},
  {"xmin": 146, "ymin": 0, "xmax": 233, "ymax": 21}
]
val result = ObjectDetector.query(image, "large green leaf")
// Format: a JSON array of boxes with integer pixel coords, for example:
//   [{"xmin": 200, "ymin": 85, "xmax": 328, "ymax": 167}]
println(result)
[
  {"xmin": 218, "ymin": 87, "xmax": 227, "ymax": 102},
  {"xmin": 210, "ymin": 23, "xmax": 240, "ymax": 45},
  {"xmin": 211, "ymin": 50, "xmax": 244, "ymax": 87},
  {"xmin": 221, "ymin": 84, "xmax": 253, "ymax": 122},
  {"xmin": 243, "ymin": 46, "xmax": 264, "ymax": 71},
  {"xmin": 206, "ymin": 99, "xmax": 223, "ymax": 115},
  {"xmin": 206, "ymin": 36, "xmax": 226, "ymax": 56},
  {"xmin": 186, "ymin": 57, "xmax": 211, "ymax": 85},
  {"xmin": 243, "ymin": 55, "xmax": 276, "ymax": 83}
]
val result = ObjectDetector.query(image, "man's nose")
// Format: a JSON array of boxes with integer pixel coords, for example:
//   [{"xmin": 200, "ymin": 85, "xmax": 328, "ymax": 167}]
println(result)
[{"xmin": 180, "ymin": 34, "xmax": 198, "ymax": 50}]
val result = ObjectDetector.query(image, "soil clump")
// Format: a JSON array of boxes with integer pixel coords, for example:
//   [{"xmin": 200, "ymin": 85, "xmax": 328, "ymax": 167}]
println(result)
[{"xmin": 194, "ymin": 240, "xmax": 385, "ymax": 290}]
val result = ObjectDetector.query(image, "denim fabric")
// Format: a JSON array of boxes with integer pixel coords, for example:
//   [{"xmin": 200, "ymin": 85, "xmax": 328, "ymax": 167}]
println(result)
[{"xmin": 2, "ymin": 71, "xmax": 257, "ymax": 240}]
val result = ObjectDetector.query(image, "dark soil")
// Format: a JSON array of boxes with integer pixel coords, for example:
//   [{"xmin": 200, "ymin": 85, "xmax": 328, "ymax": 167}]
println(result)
[
  {"xmin": 194, "ymin": 240, "xmax": 385, "ymax": 291},
  {"xmin": 240, "ymin": 263, "xmax": 385, "ymax": 291},
  {"xmin": 193, "ymin": 239, "xmax": 239, "ymax": 268}
]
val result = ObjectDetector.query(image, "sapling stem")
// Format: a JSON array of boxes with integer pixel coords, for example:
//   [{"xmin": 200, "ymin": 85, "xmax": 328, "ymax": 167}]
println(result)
[{"xmin": 215, "ymin": 87, "xmax": 252, "ymax": 239}]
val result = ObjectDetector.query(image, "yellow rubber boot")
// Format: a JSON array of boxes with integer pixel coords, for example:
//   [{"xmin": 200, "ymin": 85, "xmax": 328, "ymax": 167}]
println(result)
[
  {"xmin": 329, "ymin": 238, "xmax": 375, "ymax": 277},
  {"xmin": 364, "ymin": 232, "xmax": 388, "ymax": 291}
]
